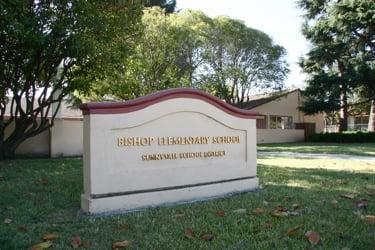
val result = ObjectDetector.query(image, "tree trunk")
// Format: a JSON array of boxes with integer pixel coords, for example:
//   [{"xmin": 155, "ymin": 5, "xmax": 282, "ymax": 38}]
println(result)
[
  {"xmin": 0, "ymin": 118, "xmax": 33, "ymax": 159},
  {"xmin": 0, "ymin": 142, "xmax": 17, "ymax": 159},
  {"xmin": 0, "ymin": 121, "xmax": 4, "ymax": 160},
  {"xmin": 0, "ymin": 137, "xmax": 18, "ymax": 160},
  {"xmin": 338, "ymin": 61, "xmax": 348, "ymax": 132},
  {"xmin": 0, "ymin": 119, "xmax": 15, "ymax": 160},
  {"xmin": 338, "ymin": 86, "xmax": 348, "ymax": 132},
  {"xmin": 368, "ymin": 99, "xmax": 375, "ymax": 132}
]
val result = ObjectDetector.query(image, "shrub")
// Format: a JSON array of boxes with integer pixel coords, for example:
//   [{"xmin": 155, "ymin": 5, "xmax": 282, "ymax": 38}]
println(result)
[{"xmin": 307, "ymin": 131, "xmax": 375, "ymax": 143}]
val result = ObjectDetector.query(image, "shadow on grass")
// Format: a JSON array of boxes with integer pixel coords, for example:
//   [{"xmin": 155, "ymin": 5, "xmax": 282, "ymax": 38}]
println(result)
[{"xmin": 0, "ymin": 158, "xmax": 374, "ymax": 249}]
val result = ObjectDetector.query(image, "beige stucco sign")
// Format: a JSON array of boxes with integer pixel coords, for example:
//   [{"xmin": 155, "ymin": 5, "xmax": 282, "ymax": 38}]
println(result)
[{"xmin": 80, "ymin": 88, "xmax": 259, "ymax": 214}]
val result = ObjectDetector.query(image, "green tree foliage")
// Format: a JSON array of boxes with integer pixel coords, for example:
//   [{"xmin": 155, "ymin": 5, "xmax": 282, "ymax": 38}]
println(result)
[
  {"xmin": 80, "ymin": 7, "xmax": 196, "ymax": 101},
  {"xmin": 201, "ymin": 16, "xmax": 289, "ymax": 105},
  {"xmin": 0, "ymin": 0, "xmax": 143, "ymax": 158},
  {"xmin": 172, "ymin": 10, "xmax": 212, "ymax": 88},
  {"xmin": 298, "ymin": 0, "xmax": 375, "ymax": 131},
  {"xmin": 81, "ymin": 8, "xmax": 289, "ymax": 106}
]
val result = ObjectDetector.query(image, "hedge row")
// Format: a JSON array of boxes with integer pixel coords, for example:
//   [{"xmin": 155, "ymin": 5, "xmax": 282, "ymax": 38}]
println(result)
[{"xmin": 308, "ymin": 131, "xmax": 375, "ymax": 143}]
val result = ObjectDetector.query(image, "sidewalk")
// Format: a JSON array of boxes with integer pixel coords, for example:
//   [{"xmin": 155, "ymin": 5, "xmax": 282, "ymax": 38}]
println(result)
[{"xmin": 258, "ymin": 151, "xmax": 375, "ymax": 163}]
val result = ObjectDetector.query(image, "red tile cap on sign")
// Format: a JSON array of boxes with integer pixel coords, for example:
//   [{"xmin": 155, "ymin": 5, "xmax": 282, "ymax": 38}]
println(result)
[{"xmin": 80, "ymin": 88, "xmax": 258, "ymax": 119}]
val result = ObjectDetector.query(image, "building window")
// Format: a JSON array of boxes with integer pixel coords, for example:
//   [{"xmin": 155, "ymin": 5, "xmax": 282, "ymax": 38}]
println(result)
[
  {"xmin": 269, "ymin": 115, "xmax": 293, "ymax": 129},
  {"xmin": 256, "ymin": 115, "xmax": 267, "ymax": 129},
  {"xmin": 350, "ymin": 115, "xmax": 369, "ymax": 131}
]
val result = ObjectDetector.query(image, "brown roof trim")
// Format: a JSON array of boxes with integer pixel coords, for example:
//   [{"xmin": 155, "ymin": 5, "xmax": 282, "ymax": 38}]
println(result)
[
  {"xmin": 242, "ymin": 89, "xmax": 300, "ymax": 110},
  {"xmin": 80, "ymin": 88, "xmax": 258, "ymax": 119}
]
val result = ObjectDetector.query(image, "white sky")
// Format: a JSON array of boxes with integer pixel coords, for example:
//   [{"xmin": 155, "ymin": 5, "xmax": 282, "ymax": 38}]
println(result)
[{"xmin": 177, "ymin": 0, "xmax": 309, "ymax": 89}]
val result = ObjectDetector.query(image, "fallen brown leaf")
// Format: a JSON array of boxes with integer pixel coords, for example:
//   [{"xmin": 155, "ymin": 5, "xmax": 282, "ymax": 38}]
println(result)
[
  {"xmin": 34, "ymin": 178, "xmax": 49, "ymax": 185},
  {"xmin": 71, "ymin": 237, "xmax": 82, "ymax": 248},
  {"xmin": 252, "ymin": 208, "xmax": 264, "ymax": 215},
  {"xmin": 112, "ymin": 240, "xmax": 131, "ymax": 249},
  {"xmin": 184, "ymin": 228, "xmax": 195, "ymax": 239},
  {"xmin": 201, "ymin": 233, "xmax": 214, "ymax": 241},
  {"xmin": 292, "ymin": 203, "xmax": 301, "ymax": 210},
  {"xmin": 264, "ymin": 221, "xmax": 273, "ymax": 229},
  {"xmin": 216, "ymin": 211, "xmax": 226, "ymax": 217},
  {"xmin": 364, "ymin": 215, "xmax": 375, "ymax": 224},
  {"xmin": 340, "ymin": 194, "xmax": 355, "ymax": 199},
  {"xmin": 29, "ymin": 241, "xmax": 53, "ymax": 250},
  {"xmin": 174, "ymin": 213, "xmax": 185, "ymax": 218},
  {"xmin": 18, "ymin": 225, "xmax": 28, "ymax": 232},
  {"xmin": 336, "ymin": 179, "xmax": 349, "ymax": 185},
  {"xmin": 287, "ymin": 224, "xmax": 303, "ymax": 236},
  {"xmin": 305, "ymin": 231, "xmax": 320, "ymax": 245},
  {"xmin": 271, "ymin": 211, "xmax": 288, "ymax": 217},
  {"xmin": 42, "ymin": 233, "xmax": 58, "ymax": 241},
  {"xmin": 275, "ymin": 205, "xmax": 288, "ymax": 212},
  {"xmin": 115, "ymin": 224, "xmax": 129, "ymax": 231},
  {"xmin": 356, "ymin": 199, "xmax": 369, "ymax": 208}
]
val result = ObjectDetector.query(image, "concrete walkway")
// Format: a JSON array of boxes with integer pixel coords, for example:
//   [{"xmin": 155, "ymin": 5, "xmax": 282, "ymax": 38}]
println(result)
[{"xmin": 258, "ymin": 151, "xmax": 375, "ymax": 163}]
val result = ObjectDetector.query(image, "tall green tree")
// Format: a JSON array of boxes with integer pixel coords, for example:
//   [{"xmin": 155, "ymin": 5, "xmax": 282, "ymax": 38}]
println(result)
[
  {"xmin": 81, "ymin": 9, "xmax": 289, "ymax": 105},
  {"xmin": 172, "ymin": 10, "xmax": 212, "ymax": 87},
  {"xmin": 334, "ymin": 0, "xmax": 375, "ymax": 131},
  {"xmin": 201, "ymin": 16, "xmax": 289, "ymax": 105},
  {"xmin": 78, "ymin": 7, "xmax": 192, "ymax": 101},
  {"xmin": 298, "ymin": 0, "xmax": 375, "ymax": 131},
  {"xmin": 0, "ymin": 0, "xmax": 143, "ymax": 159}
]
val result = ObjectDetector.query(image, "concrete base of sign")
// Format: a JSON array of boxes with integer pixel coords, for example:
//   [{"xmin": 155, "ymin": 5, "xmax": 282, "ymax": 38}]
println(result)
[{"xmin": 81, "ymin": 177, "xmax": 258, "ymax": 214}]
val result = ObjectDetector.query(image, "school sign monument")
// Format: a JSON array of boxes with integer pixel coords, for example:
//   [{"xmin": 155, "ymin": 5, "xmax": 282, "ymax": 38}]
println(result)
[{"xmin": 80, "ymin": 88, "xmax": 259, "ymax": 214}]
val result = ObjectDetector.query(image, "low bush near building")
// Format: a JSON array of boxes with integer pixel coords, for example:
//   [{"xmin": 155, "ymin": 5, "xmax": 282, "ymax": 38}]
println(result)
[{"xmin": 308, "ymin": 131, "xmax": 375, "ymax": 143}]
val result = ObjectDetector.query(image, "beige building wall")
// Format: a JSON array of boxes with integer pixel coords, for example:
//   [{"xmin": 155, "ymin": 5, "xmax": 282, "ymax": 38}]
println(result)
[
  {"xmin": 16, "ymin": 130, "xmax": 50, "ymax": 156},
  {"xmin": 304, "ymin": 113, "xmax": 325, "ymax": 133},
  {"xmin": 50, "ymin": 118, "xmax": 83, "ymax": 157},
  {"xmin": 250, "ymin": 90, "xmax": 304, "ymax": 126},
  {"xmin": 5, "ymin": 118, "xmax": 83, "ymax": 157},
  {"xmin": 4, "ymin": 120, "xmax": 50, "ymax": 156},
  {"xmin": 248, "ymin": 90, "xmax": 325, "ymax": 143},
  {"xmin": 257, "ymin": 129, "xmax": 304, "ymax": 143}
]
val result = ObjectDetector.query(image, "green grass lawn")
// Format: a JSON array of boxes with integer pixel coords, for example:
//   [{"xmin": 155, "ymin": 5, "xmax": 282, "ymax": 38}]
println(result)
[
  {"xmin": 258, "ymin": 142, "xmax": 375, "ymax": 157},
  {"xmin": 0, "ymin": 157, "xmax": 374, "ymax": 249}
]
